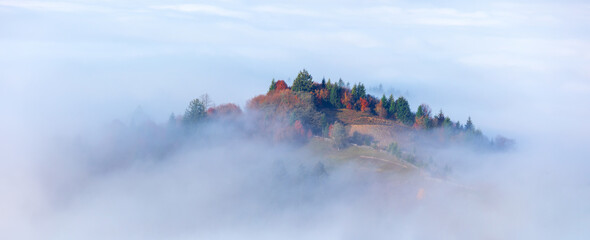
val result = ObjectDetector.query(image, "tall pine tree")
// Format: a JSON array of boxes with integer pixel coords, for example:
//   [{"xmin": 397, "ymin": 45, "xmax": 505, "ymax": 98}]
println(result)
[
  {"xmin": 292, "ymin": 69, "xmax": 313, "ymax": 92},
  {"xmin": 395, "ymin": 96, "xmax": 413, "ymax": 126}
]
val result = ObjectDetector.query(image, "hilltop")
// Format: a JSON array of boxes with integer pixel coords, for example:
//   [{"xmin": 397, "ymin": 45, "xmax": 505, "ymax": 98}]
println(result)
[{"xmin": 175, "ymin": 69, "xmax": 513, "ymax": 176}]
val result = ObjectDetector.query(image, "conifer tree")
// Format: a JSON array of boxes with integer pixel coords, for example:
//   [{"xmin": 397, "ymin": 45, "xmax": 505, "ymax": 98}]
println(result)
[
  {"xmin": 395, "ymin": 97, "xmax": 413, "ymax": 126},
  {"xmin": 292, "ymin": 69, "xmax": 313, "ymax": 92},
  {"xmin": 268, "ymin": 78, "xmax": 276, "ymax": 93},
  {"xmin": 387, "ymin": 94, "xmax": 395, "ymax": 118}
]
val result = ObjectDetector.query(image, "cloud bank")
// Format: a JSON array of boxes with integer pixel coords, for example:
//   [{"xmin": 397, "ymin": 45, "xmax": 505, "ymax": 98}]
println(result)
[{"xmin": 1, "ymin": 0, "xmax": 589, "ymax": 239}]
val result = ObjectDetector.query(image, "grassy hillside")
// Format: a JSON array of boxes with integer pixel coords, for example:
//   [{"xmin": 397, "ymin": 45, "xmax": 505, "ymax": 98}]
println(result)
[
  {"xmin": 305, "ymin": 137, "xmax": 419, "ymax": 174},
  {"xmin": 323, "ymin": 108, "xmax": 394, "ymax": 125}
]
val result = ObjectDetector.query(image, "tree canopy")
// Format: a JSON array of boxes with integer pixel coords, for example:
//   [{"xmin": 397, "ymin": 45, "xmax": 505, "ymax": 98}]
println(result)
[
  {"xmin": 395, "ymin": 97, "xmax": 414, "ymax": 126},
  {"xmin": 292, "ymin": 69, "xmax": 314, "ymax": 92}
]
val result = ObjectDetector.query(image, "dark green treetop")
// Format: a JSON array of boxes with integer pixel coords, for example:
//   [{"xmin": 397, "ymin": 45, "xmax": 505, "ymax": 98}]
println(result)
[
  {"xmin": 395, "ymin": 96, "xmax": 414, "ymax": 126},
  {"xmin": 292, "ymin": 69, "xmax": 314, "ymax": 92}
]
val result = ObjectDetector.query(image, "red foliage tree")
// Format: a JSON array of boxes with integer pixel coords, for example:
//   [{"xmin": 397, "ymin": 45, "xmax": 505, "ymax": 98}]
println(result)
[
  {"xmin": 342, "ymin": 91, "xmax": 353, "ymax": 109},
  {"xmin": 313, "ymin": 88, "xmax": 329, "ymax": 107},
  {"xmin": 294, "ymin": 120, "xmax": 305, "ymax": 136},
  {"xmin": 359, "ymin": 97, "xmax": 369, "ymax": 112},
  {"xmin": 247, "ymin": 90, "xmax": 301, "ymax": 116},
  {"xmin": 275, "ymin": 80, "xmax": 288, "ymax": 91},
  {"xmin": 207, "ymin": 103, "xmax": 242, "ymax": 117}
]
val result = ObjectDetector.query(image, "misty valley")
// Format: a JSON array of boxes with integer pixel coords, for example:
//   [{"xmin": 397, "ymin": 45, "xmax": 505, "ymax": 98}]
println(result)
[
  {"xmin": 3, "ymin": 1, "xmax": 589, "ymax": 238},
  {"xmin": 33, "ymin": 71, "xmax": 520, "ymax": 239}
]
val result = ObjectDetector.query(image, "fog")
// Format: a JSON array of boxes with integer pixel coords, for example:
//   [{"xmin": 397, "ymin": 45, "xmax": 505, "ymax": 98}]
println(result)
[
  {"xmin": 1, "ymin": 108, "xmax": 589, "ymax": 239},
  {"xmin": 2, "ymin": 0, "xmax": 590, "ymax": 239}
]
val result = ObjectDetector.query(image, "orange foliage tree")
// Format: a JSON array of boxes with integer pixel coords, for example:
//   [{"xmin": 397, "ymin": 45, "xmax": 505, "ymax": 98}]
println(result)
[
  {"xmin": 293, "ymin": 120, "xmax": 305, "ymax": 136},
  {"xmin": 207, "ymin": 103, "xmax": 242, "ymax": 117},
  {"xmin": 359, "ymin": 97, "xmax": 369, "ymax": 112},
  {"xmin": 375, "ymin": 102, "xmax": 387, "ymax": 118},
  {"xmin": 342, "ymin": 91, "xmax": 352, "ymax": 109},
  {"xmin": 275, "ymin": 80, "xmax": 288, "ymax": 91},
  {"xmin": 313, "ymin": 88, "xmax": 329, "ymax": 107}
]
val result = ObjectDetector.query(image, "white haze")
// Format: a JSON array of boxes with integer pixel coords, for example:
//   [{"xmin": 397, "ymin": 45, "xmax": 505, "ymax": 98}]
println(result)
[{"xmin": 1, "ymin": 0, "xmax": 590, "ymax": 239}]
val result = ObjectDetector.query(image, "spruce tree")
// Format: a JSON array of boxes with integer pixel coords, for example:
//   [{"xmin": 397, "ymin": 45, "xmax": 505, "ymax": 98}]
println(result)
[
  {"xmin": 292, "ymin": 69, "xmax": 313, "ymax": 92},
  {"xmin": 388, "ymin": 94, "xmax": 395, "ymax": 119},
  {"xmin": 268, "ymin": 78, "xmax": 276, "ymax": 93},
  {"xmin": 395, "ymin": 97, "xmax": 413, "ymax": 126}
]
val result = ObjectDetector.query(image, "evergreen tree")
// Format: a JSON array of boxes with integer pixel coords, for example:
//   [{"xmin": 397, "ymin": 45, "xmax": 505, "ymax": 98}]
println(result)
[
  {"xmin": 455, "ymin": 121, "xmax": 463, "ymax": 130},
  {"xmin": 415, "ymin": 104, "xmax": 432, "ymax": 129},
  {"xmin": 387, "ymin": 94, "xmax": 395, "ymax": 118},
  {"xmin": 352, "ymin": 83, "xmax": 366, "ymax": 101},
  {"xmin": 416, "ymin": 105, "xmax": 425, "ymax": 119},
  {"xmin": 183, "ymin": 98, "xmax": 206, "ymax": 124},
  {"xmin": 292, "ymin": 69, "xmax": 313, "ymax": 92},
  {"xmin": 442, "ymin": 117, "xmax": 452, "ymax": 128},
  {"xmin": 380, "ymin": 95, "xmax": 388, "ymax": 111},
  {"xmin": 436, "ymin": 110, "xmax": 445, "ymax": 127},
  {"xmin": 395, "ymin": 97, "xmax": 414, "ymax": 126},
  {"xmin": 465, "ymin": 117, "xmax": 474, "ymax": 131},
  {"xmin": 168, "ymin": 113, "xmax": 176, "ymax": 126},
  {"xmin": 329, "ymin": 84, "xmax": 340, "ymax": 108},
  {"xmin": 358, "ymin": 83, "xmax": 366, "ymax": 99},
  {"xmin": 351, "ymin": 84, "xmax": 358, "ymax": 100},
  {"xmin": 268, "ymin": 78, "xmax": 276, "ymax": 93}
]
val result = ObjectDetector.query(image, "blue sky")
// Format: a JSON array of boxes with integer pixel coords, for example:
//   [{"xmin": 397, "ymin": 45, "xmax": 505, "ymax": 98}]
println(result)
[{"xmin": 1, "ymin": 0, "xmax": 589, "ymax": 140}]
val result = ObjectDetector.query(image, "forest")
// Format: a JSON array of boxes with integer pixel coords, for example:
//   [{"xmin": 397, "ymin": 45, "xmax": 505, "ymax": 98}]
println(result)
[{"xmin": 177, "ymin": 69, "xmax": 513, "ymax": 152}]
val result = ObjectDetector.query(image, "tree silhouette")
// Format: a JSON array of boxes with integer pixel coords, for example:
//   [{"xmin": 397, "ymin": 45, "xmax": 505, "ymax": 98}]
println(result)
[{"xmin": 183, "ymin": 98, "xmax": 206, "ymax": 124}]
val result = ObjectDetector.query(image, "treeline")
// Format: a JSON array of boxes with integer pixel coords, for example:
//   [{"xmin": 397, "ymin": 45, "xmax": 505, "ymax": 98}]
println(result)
[
  {"xmin": 267, "ymin": 69, "xmax": 483, "ymax": 135},
  {"xmin": 174, "ymin": 69, "xmax": 503, "ymax": 148}
]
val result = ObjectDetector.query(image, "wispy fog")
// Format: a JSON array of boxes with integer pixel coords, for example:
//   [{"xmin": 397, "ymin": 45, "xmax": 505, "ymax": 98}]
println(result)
[
  {"xmin": 1, "ymin": 111, "xmax": 589, "ymax": 239},
  {"xmin": 1, "ymin": 0, "xmax": 590, "ymax": 239}
]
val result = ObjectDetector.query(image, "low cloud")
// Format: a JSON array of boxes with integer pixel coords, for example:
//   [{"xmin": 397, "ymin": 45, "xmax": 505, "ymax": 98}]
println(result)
[
  {"xmin": 1, "ymin": 108, "xmax": 589, "ymax": 239},
  {"xmin": 150, "ymin": 4, "xmax": 249, "ymax": 19}
]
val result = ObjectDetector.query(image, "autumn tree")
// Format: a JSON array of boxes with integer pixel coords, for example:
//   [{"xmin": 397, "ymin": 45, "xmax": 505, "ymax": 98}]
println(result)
[
  {"xmin": 375, "ymin": 102, "xmax": 387, "ymax": 118},
  {"xmin": 313, "ymin": 88, "xmax": 329, "ymax": 107},
  {"xmin": 351, "ymin": 83, "xmax": 366, "ymax": 110},
  {"xmin": 275, "ymin": 80, "xmax": 288, "ymax": 91},
  {"xmin": 414, "ymin": 104, "xmax": 432, "ymax": 129},
  {"xmin": 359, "ymin": 97, "xmax": 369, "ymax": 112},
  {"xmin": 342, "ymin": 91, "xmax": 353, "ymax": 109},
  {"xmin": 293, "ymin": 120, "xmax": 305, "ymax": 136},
  {"xmin": 292, "ymin": 69, "xmax": 313, "ymax": 92},
  {"xmin": 207, "ymin": 103, "xmax": 242, "ymax": 118},
  {"xmin": 248, "ymin": 89, "xmax": 325, "ymax": 135}
]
